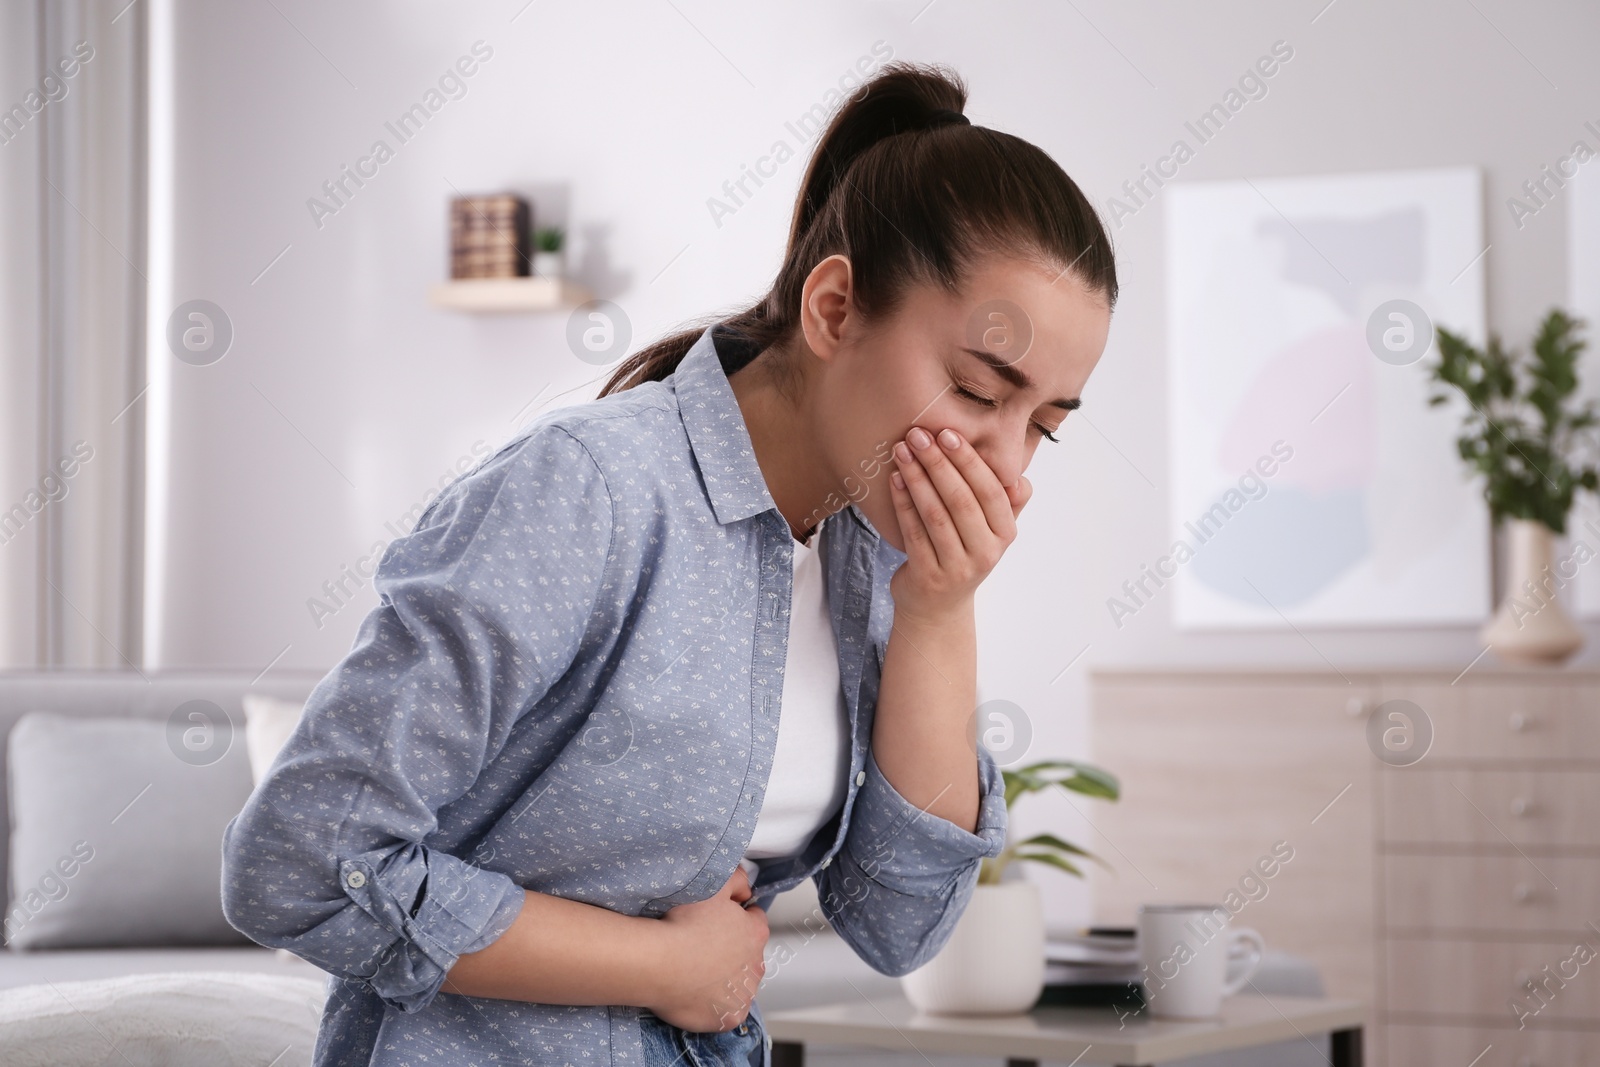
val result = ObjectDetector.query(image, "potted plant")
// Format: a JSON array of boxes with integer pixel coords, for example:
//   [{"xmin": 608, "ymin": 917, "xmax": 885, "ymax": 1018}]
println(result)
[
  {"xmin": 531, "ymin": 225, "xmax": 565, "ymax": 279},
  {"xmin": 1428, "ymin": 308, "xmax": 1600, "ymax": 664},
  {"xmin": 900, "ymin": 759, "xmax": 1119, "ymax": 1015}
]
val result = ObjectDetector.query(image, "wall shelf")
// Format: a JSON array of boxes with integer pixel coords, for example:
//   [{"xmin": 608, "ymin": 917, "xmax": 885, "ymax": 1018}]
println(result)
[{"xmin": 428, "ymin": 277, "xmax": 591, "ymax": 313}]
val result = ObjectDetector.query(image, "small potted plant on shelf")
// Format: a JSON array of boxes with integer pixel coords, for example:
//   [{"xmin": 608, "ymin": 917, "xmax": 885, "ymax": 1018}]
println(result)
[
  {"xmin": 531, "ymin": 225, "xmax": 565, "ymax": 279},
  {"xmin": 1427, "ymin": 308, "xmax": 1600, "ymax": 664},
  {"xmin": 900, "ymin": 759, "xmax": 1119, "ymax": 1015}
]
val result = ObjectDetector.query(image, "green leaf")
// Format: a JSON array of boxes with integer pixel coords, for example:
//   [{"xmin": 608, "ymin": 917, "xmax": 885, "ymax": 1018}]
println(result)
[
  {"xmin": 1014, "ymin": 851, "xmax": 1086, "ymax": 878},
  {"xmin": 1009, "ymin": 759, "xmax": 1120, "ymax": 800},
  {"xmin": 1016, "ymin": 832, "xmax": 1093, "ymax": 855},
  {"xmin": 1016, "ymin": 833, "xmax": 1115, "ymax": 873},
  {"xmin": 1060, "ymin": 768, "xmax": 1119, "ymax": 800}
]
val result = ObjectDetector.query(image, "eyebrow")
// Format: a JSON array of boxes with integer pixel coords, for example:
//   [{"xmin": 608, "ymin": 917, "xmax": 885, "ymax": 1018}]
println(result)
[{"xmin": 961, "ymin": 347, "xmax": 1081, "ymax": 412}]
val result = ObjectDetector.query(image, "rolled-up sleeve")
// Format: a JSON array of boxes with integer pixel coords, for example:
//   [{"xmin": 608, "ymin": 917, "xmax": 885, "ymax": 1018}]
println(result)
[
  {"xmin": 816, "ymin": 741, "xmax": 1007, "ymax": 976},
  {"xmin": 220, "ymin": 423, "xmax": 614, "ymax": 1014}
]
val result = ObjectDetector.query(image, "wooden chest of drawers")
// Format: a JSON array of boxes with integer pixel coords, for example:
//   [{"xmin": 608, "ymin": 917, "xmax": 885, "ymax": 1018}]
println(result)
[
  {"xmin": 1090, "ymin": 667, "xmax": 1600, "ymax": 1067},
  {"xmin": 1376, "ymin": 675, "xmax": 1600, "ymax": 1066}
]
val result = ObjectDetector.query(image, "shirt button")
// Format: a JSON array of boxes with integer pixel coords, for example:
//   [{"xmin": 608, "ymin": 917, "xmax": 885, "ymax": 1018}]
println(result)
[
  {"xmin": 345, "ymin": 870, "xmax": 366, "ymax": 888},
  {"xmin": 855, "ymin": 770, "xmax": 866, "ymax": 786}
]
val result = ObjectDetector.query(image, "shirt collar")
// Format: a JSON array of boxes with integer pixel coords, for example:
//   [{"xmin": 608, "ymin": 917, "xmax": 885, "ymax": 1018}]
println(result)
[
  {"xmin": 672, "ymin": 322, "xmax": 782, "ymax": 526},
  {"xmin": 848, "ymin": 502, "xmax": 886, "ymax": 542},
  {"xmin": 671, "ymin": 319, "xmax": 885, "ymax": 546}
]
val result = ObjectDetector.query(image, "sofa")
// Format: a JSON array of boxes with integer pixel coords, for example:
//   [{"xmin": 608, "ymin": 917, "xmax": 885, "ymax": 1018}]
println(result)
[{"xmin": 0, "ymin": 670, "xmax": 1328, "ymax": 1066}]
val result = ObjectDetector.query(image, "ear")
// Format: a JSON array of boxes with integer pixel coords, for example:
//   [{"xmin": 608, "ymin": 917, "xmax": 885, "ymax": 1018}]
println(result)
[{"xmin": 797, "ymin": 254, "xmax": 855, "ymax": 364}]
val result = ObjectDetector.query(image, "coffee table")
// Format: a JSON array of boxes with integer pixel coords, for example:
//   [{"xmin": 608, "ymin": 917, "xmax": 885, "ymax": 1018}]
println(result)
[{"xmin": 762, "ymin": 992, "xmax": 1365, "ymax": 1067}]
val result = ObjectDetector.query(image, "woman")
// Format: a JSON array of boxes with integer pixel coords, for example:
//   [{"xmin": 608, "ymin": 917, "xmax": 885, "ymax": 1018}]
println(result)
[{"xmin": 221, "ymin": 60, "xmax": 1115, "ymax": 1067}]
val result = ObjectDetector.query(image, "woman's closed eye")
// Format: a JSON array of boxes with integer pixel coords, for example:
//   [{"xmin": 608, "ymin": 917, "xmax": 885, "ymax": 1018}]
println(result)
[{"xmin": 952, "ymin": 382, "xmax": 1061, "ymax": 443}]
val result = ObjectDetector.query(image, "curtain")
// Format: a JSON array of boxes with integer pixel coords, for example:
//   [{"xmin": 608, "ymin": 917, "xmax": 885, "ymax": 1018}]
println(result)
[{"xmin": 0, "ymin": 1, "xmax": 147, "ymax": 668}]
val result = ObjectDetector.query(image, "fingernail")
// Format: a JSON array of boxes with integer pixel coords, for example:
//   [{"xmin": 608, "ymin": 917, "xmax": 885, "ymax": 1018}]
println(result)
[
  {"xmin": 938, "ymin": 428, "xmax": 960, "ymax": 450},
  {"xmin": 895, "ymin": 441, "xmax": 912, "ymax": 462},
  {"xmin": 909, "ymin": 427, "xmax": 933, "ymax": 449}
]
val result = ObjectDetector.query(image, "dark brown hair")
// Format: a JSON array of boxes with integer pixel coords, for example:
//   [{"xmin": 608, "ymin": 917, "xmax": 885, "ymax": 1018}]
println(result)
[{"xmin": 597, "ymin": 60, "xmax": 1117, "ymax": 397}]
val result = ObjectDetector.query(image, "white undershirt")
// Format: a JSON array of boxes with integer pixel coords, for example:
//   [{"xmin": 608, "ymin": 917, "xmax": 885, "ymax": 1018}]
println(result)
[{"xmin": 739, "ymin": 525, "xmax": 851, "ymax": 882}]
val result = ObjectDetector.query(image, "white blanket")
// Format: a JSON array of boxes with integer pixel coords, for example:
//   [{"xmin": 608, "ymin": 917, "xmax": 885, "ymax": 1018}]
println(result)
[{"xmin": 0, "ymin": 970, "xmax": 328, "ymax": 1066}]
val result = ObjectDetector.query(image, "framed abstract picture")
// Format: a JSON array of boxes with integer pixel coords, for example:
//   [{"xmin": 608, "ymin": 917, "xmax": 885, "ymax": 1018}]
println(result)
[
  {"xmin": 1163, "ymin": 166, "xmax": 1491, "ymax": 629},
  {"xmin": 1567, "ymin": 162, "xmax": 1600, "ymax": 618}
]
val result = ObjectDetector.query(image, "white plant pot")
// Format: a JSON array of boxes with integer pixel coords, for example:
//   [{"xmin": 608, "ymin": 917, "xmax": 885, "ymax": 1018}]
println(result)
[
  {"xmin": 899, "ymin": 880, "xmax": 1045, "ymax": 1015},
  {"xmin": 531, "ymin": 250, "xmax": 564, "ymax": 278},
  {"xmin": 1480, "ymin": 518, "xmax": 1583, "ymax": 665}
]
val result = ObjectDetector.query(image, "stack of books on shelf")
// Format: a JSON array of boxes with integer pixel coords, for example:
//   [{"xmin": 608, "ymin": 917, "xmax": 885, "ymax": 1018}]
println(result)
[
  {"xmin": 1039, "ymin": 927, "xmax": 1144, "ymax": 1009},
  {"xmin": 449, "ymin": 194, "xmax": 530, "ymax": 278}
]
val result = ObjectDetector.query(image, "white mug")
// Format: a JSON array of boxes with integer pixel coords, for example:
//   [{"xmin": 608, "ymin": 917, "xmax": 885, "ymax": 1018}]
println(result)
[{"xmin": 1136, "ymin": 903, "xmax": 1265, "ymax": 1019}]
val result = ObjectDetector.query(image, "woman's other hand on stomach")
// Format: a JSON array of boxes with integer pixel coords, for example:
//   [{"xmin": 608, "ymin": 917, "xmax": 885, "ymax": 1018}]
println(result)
[{"xmin": 648, "ymin": 865, "xmax": 769, "ymax": 1032}]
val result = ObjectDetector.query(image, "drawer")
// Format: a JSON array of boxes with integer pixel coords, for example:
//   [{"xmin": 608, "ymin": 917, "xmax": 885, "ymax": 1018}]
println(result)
[
  {"xmin": 1383, "ymin": 854, "xmax": 1600, "ymax": 933},
  {"xmin": 1387, "ymin": 1021, "xmax": 1597, "ymax": 1066},
  {"xmin": 1387, "ymin": 937, "xmax": 1600, "ymax": 1022},
  {"xmin": 1382, "ymin": 768, "xmax": 1600, "ymax": 847},
  {"xmin": 1431, "ymin": 683, "xmax": 1600, "ymax": 761}
]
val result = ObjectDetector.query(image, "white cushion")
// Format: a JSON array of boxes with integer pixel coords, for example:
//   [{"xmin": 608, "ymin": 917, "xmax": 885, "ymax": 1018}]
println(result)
[
  {"xmin": 0, "ymin": 970, "xmax": 327, "ymax": 1066},
  {"xmin": 242, "ymin": 693, "xmax": 304, "ymax": 786},
  {"xmin": 6, "ymin": 713, "xmax": 254, "ymax": 948}
]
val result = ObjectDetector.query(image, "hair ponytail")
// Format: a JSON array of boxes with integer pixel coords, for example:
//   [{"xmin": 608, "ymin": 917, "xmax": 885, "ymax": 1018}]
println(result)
[{"xmin": 598, "ymin": 61, "xmax": 1116, "ymax": 397}]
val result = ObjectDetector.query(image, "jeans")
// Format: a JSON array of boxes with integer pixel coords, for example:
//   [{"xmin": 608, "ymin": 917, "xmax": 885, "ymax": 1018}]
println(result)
[{"xmin": 639, "ymin": 1007, "xmax": 766, "ymax": 1067}]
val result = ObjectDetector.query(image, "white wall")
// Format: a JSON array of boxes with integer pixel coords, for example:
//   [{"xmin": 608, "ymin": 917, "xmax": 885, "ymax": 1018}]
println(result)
[{"xmin": 154, "ymin": 0, "xmax": 1600, "ymax": 930}]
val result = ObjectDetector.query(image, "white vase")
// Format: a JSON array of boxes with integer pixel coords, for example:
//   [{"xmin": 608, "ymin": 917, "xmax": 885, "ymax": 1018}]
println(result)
[
  {"xmin": 1479, "ymin": 518, "xmax": 1583, "ymax": 665},
  {"xmin": 899, "ymin": 880, "xmax": 1045, "ymax": 1015}
]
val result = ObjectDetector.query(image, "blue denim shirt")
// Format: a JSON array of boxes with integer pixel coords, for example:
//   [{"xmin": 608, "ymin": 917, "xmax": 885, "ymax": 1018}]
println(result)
[{"xmin": 220, "ymin": 320, "xmax": 1008, "ymax": 1067}]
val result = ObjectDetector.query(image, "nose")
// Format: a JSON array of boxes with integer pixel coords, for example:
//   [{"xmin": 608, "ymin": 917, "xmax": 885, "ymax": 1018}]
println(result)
[{"xmin": 972, "ymin": 424, "xmax": 1027, "ymax": 490}]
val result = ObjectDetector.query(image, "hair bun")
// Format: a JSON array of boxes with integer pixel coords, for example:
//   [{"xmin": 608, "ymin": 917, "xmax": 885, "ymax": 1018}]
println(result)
[{"xmin": 925, "ymin": 107, "xmax": 970, "ymax": 129}]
